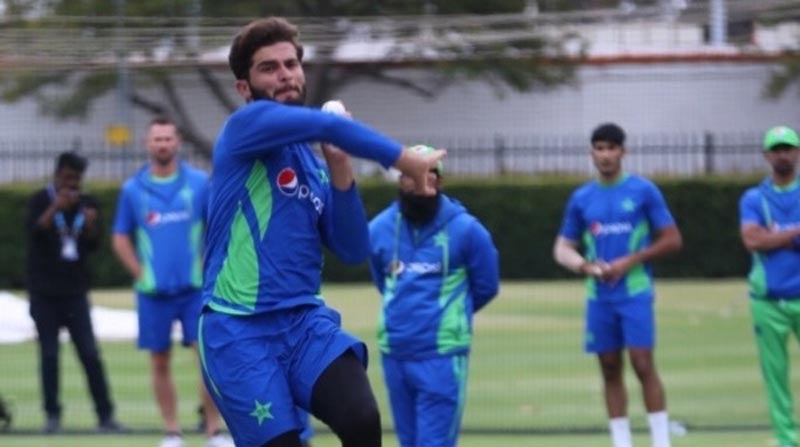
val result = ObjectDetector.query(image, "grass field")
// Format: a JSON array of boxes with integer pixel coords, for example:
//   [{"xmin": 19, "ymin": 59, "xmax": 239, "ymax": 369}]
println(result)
[{"xmin": 1, "ymin": 279, "xmax": 795, "ymax": 446}]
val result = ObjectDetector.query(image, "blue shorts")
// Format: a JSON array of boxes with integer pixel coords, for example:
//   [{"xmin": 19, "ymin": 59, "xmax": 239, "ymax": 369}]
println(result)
[
  {"xmin": 137, "ymin": 289, "xmax": 203, "ymax": 352},
  {"xmin": 382, "ymin": 354, "xmax": 469, "ymax": 447},
  {"xmin": 198, "ymin": 305, "xmax": 366, "ymax": 447},
  {"xmin": 585, "ymin": 297, "xmax": 655, "ymax": 354}
]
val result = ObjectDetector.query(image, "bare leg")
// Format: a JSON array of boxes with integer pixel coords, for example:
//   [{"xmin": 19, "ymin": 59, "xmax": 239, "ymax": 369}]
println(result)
[
  {"xmin": 598, "ymin": 351, "xmax": 627, "ymax": 417},
  {"xmin": 151, "ymin": 351, "xmax": 179, "ymax": 433},
  {"xmin": 628, "ymin": 348, "xmax": 666, "ymax": 412}
]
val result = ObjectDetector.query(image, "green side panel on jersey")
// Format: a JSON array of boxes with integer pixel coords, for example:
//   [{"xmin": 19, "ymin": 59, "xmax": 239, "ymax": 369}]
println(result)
[
  {"xmin": 749, "ymin": 253, "xmax": 768, "ymax": 298},
  {"xmin": 190, "ymin": 221, "xmax": 204, "ymax": 288},
  {"xmin": 437, "ymin": 268, "xmax": 471, "ymax": 354},
  {"xmin": 582, "ymin": 230, "xmax": 597, "ymax": 300},
  {"xmin": 211, "ymin": 162, "xmax": 272, "ymax": 313},
  {"xmin": 212, "ymin": 202, "xmax": 259, "ymax": 312},
  {"xmin": 134, "ymin": 228, "xmax": 156, "ymax": 293},
  {"xmin": 247, "ymin": 161, "xmax": 272, "ymax": 240},
  {"xmin": 626, "ymin": 221, "xmax": 652, "ymax": 296}
]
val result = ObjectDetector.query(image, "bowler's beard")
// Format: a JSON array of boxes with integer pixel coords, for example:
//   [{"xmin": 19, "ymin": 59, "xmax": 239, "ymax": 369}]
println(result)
[
  {"xmin": 399, "ymin": 191, "xmax": 440, "ymax": 225},
  {"xmin": 250, "ymin": 83, "xmax": 306, "ymax": 105}
]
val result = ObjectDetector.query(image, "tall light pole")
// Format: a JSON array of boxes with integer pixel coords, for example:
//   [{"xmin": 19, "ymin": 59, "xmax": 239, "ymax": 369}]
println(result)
[
  {"xmin": 709, "ymin": 0, "xmax": 727, "ymax": 46},
  {"xmin": 109, "ymin": 0, "xmax": 133, "ymax": 173}
]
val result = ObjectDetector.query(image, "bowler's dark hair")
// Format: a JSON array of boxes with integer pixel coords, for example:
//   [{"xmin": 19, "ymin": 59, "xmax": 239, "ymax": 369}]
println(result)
[
  {"xmin": 228, "ymin": 17, "xmax": 304, "ymax": 80},
  {"xmin": 55, "ymin": 151, "xmax": 88, "ymax": 174},
  {"xmin": 591, "ymin": 123, "xmax": 626, "ymax": 146}
]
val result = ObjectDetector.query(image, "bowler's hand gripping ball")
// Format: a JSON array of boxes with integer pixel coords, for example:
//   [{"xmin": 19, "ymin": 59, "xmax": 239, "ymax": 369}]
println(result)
[{"xmin": 321, "ymin": 100, "xmax": 347, "ymax": 116}]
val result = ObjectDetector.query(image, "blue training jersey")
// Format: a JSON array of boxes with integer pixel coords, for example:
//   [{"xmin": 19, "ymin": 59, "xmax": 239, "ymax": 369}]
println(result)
[
  {"xmin": 559, "ymin": 173, "xmax": 675, "ymax": 301},
  {"xmin": 368, "ymin": 195, "xmax": 499, "ymax": 359},
  {"xmin": 739, "ymin": 177, "xmax": 800, "ymax": 300},
  {"xmin": 203, "ymin": 100, "xmax": 402, "ymax": 315},
  {"xmin": 113, "ymin": 162, "xmax": 209, "ymax": 295}
]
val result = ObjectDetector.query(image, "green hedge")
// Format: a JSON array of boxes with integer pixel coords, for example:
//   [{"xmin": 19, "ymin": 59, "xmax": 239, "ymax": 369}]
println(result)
[{"xmin": 0, "ymin": 176, "xmax": 760, "ymax": 289}]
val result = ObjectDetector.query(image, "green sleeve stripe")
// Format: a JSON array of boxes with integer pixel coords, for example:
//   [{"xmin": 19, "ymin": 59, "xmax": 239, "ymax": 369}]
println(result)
[
  {"xmin": 134, "ymin": 228, "xmax": 156, "ymax": 293},
  {"xmin": 582, "ymin": 230, "xmax": 597, "ymax": 300},
  {"xmin": 626, "ymin": 221, "xmax": 652, "ymax": 296},
  {"xmin": 190, "ymin": 222, "xmax": 204, "ymax": 289}
]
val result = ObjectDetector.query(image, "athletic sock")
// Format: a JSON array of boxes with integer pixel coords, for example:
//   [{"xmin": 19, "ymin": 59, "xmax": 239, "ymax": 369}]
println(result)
[
  {"xmin": 647, "ymin": 411, "xmax": 671, "ymax": 447},
  {"xmin": 609, "ymin": 417, "xmax": 633, "ymax": 447}
]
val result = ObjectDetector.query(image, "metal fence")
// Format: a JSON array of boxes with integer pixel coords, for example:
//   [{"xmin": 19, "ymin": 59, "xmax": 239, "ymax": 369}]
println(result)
[{"xmin": 0, "ymin": 131, "xmax": 766, "ymax": 184}]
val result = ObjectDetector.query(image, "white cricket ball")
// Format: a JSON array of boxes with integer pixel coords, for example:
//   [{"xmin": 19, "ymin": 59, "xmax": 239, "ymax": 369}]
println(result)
[{"xmin": 321, "ymin": 100, "xmax": 347, "ymax": 116}]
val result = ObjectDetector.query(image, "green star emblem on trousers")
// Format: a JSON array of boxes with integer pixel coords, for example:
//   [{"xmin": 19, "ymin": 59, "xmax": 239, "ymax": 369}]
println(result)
[{"xmin": 250, "ymin": 400, "xmax": 274, "ymax": 425}]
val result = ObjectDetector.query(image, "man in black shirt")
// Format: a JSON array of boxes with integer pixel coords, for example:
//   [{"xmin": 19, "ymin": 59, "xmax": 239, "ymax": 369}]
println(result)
[{"xmin": 25, "ymin": 151, "xmax": 124, "ymax": 434}]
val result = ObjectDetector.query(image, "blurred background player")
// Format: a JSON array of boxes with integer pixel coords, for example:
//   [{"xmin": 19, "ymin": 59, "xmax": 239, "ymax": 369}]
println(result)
[
  {"xmin": 198, "ymin": 16, "xmax": 444, "ymax": 447},
  {"xmin": 25, "ymin": 151, "xmax": 125, "ymax": 434},
  {"xmin": 367, "ymin": 145, "xmax": 499, "ymax": 447},
  {"xmin": 112, "ymin": 117, "xmax": 231, "ymax": 447},
  {"xmin": 739, "ymin": 125, "xmax": 800, "ymax": 447},
  {"xmin": 552, "ymin": 123, "xmax": 682, "ymax": 447}
]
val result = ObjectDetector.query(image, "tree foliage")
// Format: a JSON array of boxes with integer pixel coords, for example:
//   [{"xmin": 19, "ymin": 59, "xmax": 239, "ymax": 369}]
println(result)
[
  {"xmin": 0, "ymin": 0, "xmax": 580, "ymax": 158},
  {"xmin": 765, "ymin": 52, "xmax": 800, "ymax": 101}
]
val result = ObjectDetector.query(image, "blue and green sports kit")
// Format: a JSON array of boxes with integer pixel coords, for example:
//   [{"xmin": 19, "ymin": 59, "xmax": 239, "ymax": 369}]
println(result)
[
  {"xmin": 113, "ymin": 162, "xmax": 208, "ymax": 351},
  {"xmin": 368, "ymin": 195, "xmax": 499, "ymax": 447},
  {"xmin": 198, "ymin": 100, "xmax": 402, "ymax": 447},
  {"xmin": 559, "ymin": 173, "xmax": 676, "ymax": 353},
  {"xmin": 740, "ymin": 177, "xmax": 800, "ymax": 447}
]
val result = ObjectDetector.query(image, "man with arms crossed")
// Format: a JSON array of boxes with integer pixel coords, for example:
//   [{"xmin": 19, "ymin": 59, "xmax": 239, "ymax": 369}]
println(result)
[
  {"xmin": 739, "ymin": 126, "xmax": 800, "ymax": 447},
  {"xmin": 553, "ymin": 123, "xmax": 682, "ymax": 447},
  {"xmin": 367, "ymin": 145, "xmax": 499, "ymax": 447},
  {"xmin": 198, "ymin": 17, "xmax": 444, "ymax": 447},
  {"xmin": 112, "ymin": 117, "xmax": 231, "ymax": 447}
]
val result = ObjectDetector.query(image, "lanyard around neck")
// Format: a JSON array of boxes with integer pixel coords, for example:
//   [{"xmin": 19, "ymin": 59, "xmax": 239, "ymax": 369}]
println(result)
[{"xmin": 47, "ymin": 184, "xmax": 85, "ymax": 236}]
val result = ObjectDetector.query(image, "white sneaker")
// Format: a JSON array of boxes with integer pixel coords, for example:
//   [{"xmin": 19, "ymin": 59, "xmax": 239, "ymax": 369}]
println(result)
[
  {"xmin": 206, "ymin": 433, "xmax": 235, "ymax": 447},
  {"xmin": 158, "ymin": 434, "xmax": 186, "ymax": 447}
]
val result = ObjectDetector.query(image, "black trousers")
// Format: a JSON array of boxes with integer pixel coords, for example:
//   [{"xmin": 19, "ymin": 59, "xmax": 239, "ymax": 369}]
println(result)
[{"xmin": 29, "ymin": 293, "xmax": 114, "ymax": 422}]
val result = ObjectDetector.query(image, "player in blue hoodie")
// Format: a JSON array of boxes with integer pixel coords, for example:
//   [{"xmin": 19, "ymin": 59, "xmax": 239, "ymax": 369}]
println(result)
[
  {"xmin": 368, "ymin": 145, "xmax": 499, "ymax": 447},
  {"xmin": 198, "ymin": 17, "xmax": 444, "ymax": 447},
  {"xmin": 740, "ymin": 126, "xmax": 800, "ymax": 447}
]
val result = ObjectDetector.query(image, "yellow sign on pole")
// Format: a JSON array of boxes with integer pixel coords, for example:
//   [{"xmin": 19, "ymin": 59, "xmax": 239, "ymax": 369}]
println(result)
[{"xmin": 105, "ymin": 124, "xmax": 132, "ymax": 147}]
